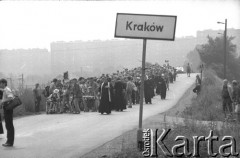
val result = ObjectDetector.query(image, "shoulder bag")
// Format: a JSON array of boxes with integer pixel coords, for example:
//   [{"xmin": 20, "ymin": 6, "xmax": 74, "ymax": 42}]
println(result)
[{"xmin": 3, "ymin": 96, "xmax": 22, "ymax": 110}]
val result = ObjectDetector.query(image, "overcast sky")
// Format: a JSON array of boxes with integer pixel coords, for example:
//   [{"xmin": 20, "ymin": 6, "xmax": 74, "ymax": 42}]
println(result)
[{"xmin": 0, "ymin": 0, "xmax": 239, "ymax": 50}]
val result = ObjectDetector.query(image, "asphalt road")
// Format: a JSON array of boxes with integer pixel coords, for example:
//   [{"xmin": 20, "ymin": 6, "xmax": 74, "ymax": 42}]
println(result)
[{"xmin": 0, "ymin": 74, "xmax": 196, "ymax": 158}]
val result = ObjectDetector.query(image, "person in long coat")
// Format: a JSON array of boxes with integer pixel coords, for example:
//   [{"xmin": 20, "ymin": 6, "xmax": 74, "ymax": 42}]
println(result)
[
  {"xmin": 169, "ymin": 72, "xmax": 173, "ymax": 83},
  {"xmin": 99, "ymin": 77, "xmax": 113, "ymax": 114},
  {"xmin": 149, "ymin": 76, "xmax": 155, "ymax": 99},
  {"xmin": 156, "ymin": 75, "xmax": 167, "ymax": 100},
  {"xmin": 114, "ymin": 78, "xmax": 126, "ymax": 111},
  {"xmin": 0, "ymin": 89, "xmax": 3, "ymax": 135},
  {"xmin": 155, "ymin": 75, "xmax": 162, "ymax": 95},
  {"xmin": 144, "ymin": 77, "xmax": 152, "ymax": 104},
  {"xmin": 122, "ymin": 78, "xmax": 128, "ymax": 107},
  {"xmin": 0, "ymin": 113, "xmax": 3, "ymax": 135},
  {"xmin": 160, "ymin": 75, "xmax": 167, "ymax": 100}
]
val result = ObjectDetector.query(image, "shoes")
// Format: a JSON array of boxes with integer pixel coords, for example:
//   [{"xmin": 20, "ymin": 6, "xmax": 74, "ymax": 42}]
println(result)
[{"xmin": 2, "ymin": 143, "xmax": 13, "ymax": 147}]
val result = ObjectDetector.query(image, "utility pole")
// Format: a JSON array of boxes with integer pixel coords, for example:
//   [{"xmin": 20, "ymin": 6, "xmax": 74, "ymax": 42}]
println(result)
[
  {"xmin": 224, "ymin": 19, "xmax": 227, "ymax": 79},
  {"xmin": 217, "ymin": 19, "xmax": 227, "ymax": 79},
  {"xmin": 22, "ymin": 74, "xmax": 24, "ymax": 89},
  {"xmin": 200, "ymin": 64, "xmax": 204, "ymax": 82}
]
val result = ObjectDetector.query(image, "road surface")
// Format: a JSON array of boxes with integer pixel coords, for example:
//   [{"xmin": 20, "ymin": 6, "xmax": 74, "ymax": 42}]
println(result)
[{"xmin": 0, "ymin": 74, "xmax": 196, "ymax": 158}]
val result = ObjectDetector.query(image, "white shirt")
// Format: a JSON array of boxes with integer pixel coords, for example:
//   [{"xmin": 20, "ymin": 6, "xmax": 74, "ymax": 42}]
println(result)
[{"xmin": 1, "ymin": 87, "xmax": 14, "ymax": 103}]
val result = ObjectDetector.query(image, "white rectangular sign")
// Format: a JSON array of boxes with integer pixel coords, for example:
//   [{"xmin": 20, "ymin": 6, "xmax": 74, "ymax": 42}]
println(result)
[{"xmin": 115, "ymin": 13, "xmax": 177, "ymax": 41}]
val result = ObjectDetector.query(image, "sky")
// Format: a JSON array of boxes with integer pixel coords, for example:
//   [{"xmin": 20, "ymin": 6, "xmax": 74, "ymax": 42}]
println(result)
[{"xmin": 0, "ymin": 0, "xmax": 239, "ymax": 50}]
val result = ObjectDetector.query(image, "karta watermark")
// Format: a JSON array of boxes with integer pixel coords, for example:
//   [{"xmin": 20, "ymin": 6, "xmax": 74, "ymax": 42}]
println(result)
[{"xmin": 142, "ymin": 129, "xmax": 239, "ymax": 157}]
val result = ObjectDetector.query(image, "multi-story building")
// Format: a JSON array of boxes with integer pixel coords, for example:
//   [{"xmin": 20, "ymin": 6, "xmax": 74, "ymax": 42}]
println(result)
[{"xmin": 0, "ymin": 29, "xmax": 239, "ymax": 80}]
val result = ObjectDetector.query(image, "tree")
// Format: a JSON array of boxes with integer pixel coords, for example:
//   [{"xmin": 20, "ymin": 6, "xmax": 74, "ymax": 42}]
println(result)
[{"xmin": 197, "ymin": 36, "xmax": 240, "ymax": 80}]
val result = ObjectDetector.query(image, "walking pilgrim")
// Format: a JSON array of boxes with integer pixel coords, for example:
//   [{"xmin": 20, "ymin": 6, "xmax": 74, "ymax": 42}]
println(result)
[
  {"xmin": 114, "ymin": 77, "xmax": 126, "ymax": 111},
  {"xmin": 99, "ymin": 77, "xmax": 113, "ymax": 114},
  {"xmin": 144, "ymin": 76, "xmax": 152, "ymax": 104},
  {"xmin": 156, "ymin": 74, "xmax": 167, "ymax": 100}
]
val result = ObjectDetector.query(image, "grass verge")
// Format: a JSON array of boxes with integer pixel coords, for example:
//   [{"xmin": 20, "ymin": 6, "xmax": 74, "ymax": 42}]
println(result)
[
  {"xmin": 181, "ymin": 69, "xmax": 224, "ymax": 121},
  {"xmin": 82, "ymin": 70, "xmax": 240, "ymax": 158}
]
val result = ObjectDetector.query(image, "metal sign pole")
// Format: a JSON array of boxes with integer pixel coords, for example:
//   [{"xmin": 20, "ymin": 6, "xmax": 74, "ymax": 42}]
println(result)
[{"xmin": 137, "ymin": 38, "xmax": 147, "ymax": 151}]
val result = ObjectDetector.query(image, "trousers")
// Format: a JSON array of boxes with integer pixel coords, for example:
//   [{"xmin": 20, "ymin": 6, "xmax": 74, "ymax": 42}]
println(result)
[{"xmin": 4, "ymin": 109, "xmax": 14, "ymax": 145}]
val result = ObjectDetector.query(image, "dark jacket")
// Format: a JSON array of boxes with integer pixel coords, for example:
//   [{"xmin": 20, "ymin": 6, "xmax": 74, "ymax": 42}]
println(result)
[
  {"xmin": 72, "ymin": 84, "xmax": 82, "ymax": 99},
  {"xmin": 0, "ymin": 90, "xmax": 3, "ymax": 134},
  {"xmin": 232, "ymin": 86, "xmax": 240, "ymax": 103},
  {"xmin": 222, "ymin": 85, "xmax": 231, "ymax": 99},
  {"xmin": 0, "ymin": 90, "xmax": 3, "ymax": 100},
  {"xmin": 0, "ymin": 113, "xmax": 3, "ymax": 134}
]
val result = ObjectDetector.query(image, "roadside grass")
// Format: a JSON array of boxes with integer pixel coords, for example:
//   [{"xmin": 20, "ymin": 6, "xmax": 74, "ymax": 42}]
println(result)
[
  {"xmin": 90, "ymin": 116, "xmax": 240, "ymax": 158},
  {"xmin": 83, "ymin": 70, "xmax": 240, "ymax": 158},
  {"xmin": 181, "ymin": 69, "xmax": 224, "ymax": 121}
]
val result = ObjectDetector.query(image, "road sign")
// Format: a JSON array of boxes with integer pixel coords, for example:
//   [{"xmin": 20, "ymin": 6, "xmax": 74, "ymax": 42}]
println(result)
[
  {"xmin": 114, "ymin": 13, "xmax": 177, "ymax": 151},
  {"xmin": 115, "ymin": 13, "xmax": 177, "ymax": 40}
]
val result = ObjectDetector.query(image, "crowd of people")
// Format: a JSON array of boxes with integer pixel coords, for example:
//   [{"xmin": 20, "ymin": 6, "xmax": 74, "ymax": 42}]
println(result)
[
  {"xmin": 32, "ymin": 63, "xmax": 178, "ymax": 115},
  {"xmin": 2, "ymin": 60, "xmax": 240, "ymax": 149},
  {"xmin": 222, "ymin": 79, "xmax": 240, "ymax": 121}
]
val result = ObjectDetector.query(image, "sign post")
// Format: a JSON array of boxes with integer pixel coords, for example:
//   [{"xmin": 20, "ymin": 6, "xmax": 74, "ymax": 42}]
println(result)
[
  {"xmin": 114, "ymin": 13, "xmax": 177, "ymax": 151},
  {"xmin": 137, "ymin": 38, "xmax": 147, "ymax": 150}
]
